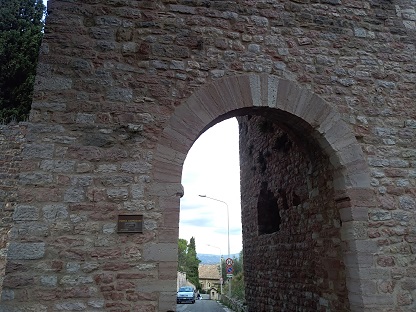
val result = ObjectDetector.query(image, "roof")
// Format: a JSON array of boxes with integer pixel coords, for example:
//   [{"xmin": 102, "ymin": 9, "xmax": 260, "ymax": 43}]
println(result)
[{"xmin": 199, "ymin": 264, "xmax": 221, "ymax": 280}]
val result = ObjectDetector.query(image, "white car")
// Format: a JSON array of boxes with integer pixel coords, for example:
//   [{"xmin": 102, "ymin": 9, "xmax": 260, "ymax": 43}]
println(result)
[{"xmin": 177, "ymin": 286, "xmax": 196, "ymax": 304}]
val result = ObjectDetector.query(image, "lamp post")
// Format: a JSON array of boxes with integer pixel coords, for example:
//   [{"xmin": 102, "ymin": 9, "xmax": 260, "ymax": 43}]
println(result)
[
  {"xmin": 199, "ymin": 195, "xmax": 231, "ymax": 298},
  {"xmin": 207, "ymin": 244, "xmax": 223, "ymax": 296}
]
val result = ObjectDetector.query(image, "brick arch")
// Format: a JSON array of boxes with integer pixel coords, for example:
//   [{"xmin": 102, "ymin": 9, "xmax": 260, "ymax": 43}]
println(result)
[
  {"xmin": 154, "ymin": 74, "xmax": 370, "ymax": 190},
  {"xmin": 153, "ymin": 73, "xmax": 374, "ymax": 310}
]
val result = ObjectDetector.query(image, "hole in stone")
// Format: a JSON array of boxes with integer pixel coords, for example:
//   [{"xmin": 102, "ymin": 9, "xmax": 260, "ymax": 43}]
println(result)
[{"xmin": 258, "ymin": 182, "xmax": 281, "ymax": 235}]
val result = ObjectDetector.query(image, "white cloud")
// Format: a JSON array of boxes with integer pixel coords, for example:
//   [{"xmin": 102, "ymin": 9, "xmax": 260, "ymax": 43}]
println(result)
[{"xmin": 180, "ymin": 118, "xmax": 242, "ymax": 256}]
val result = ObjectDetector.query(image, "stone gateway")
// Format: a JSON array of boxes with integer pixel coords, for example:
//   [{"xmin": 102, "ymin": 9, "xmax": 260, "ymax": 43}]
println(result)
[{"xmin": 0, "ymin": 0, "xmax": 415, "ymax": 311}]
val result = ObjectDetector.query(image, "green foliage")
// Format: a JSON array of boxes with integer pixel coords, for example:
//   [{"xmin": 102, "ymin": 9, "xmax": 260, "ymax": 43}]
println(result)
[
  {"xmin": 186, "ymin": 237, "xmax": 201, "ymax": 289},
  {"xmin": 233, "ymin": 250, "xmax": 243, "ymax": 275},
  {"xmin": 0, "ymin": 0, "xmax": 45, "ymax": 123},
  {"xmin": 178, "ymin": 238, "xmax": 188, "ymax": 273},
  {"xmin": 231, "ymin": 271, "xmax": 245, "ymax": 300},
  {"xmin": 177, "ymin": 237, "xmax": 201, "ymax": 291}
]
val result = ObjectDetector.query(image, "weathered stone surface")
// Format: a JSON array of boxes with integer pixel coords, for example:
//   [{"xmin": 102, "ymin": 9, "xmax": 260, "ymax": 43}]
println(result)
[
  {"xmin": 40, "ymin": 160, "xmax": 75, "ymax": 173},
  {"xmin": 12, "ymin": 205, "xmax": 39, "ymax": 221},
  {"xmin": 0, "ymin": 0, "xmax": 415, "ymax": 311},
  {"xmin": 7, "ymin": 243, "xmax": 45, "ymax": 260},
  {"xmin": 18, "ymin": 173, "xmax": 53, "ymax": 185},
  {"xmin": 42, "ymin": 204, "xmax": 69, "ymax": 221},
  {"xmin": 239, "ymin": 115, "xmax": 350, "ymax": 311},
  {"xmin": 142, "ymin": 243, "xmax": 177, "ymax": 262},
  {"xmin": 60, "ymin": 275, "xmax": 94, "ymax": 286},
  {"xmin": 40, "ymin": 275, "xmax": 58, "ymax": 287},
  {"xmin": 0, "ymin": 304, "xmax": 47, "ymax": 312}
]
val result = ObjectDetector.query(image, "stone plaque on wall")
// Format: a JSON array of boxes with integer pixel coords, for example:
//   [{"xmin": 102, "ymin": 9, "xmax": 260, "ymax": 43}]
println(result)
[{"xmin": 117, "ymin": 215, "xmax": 143, "ymax": 233}]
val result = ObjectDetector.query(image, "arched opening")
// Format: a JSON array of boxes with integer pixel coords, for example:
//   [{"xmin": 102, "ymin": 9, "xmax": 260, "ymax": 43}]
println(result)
[
  {"xmin": 178, "ymin": 118, "xmax": 242, "ymax": 299},
  {"xmin": 179, "ymin": 118, "xmax": 241, "ymax": 257},
  {"xmin": 153, "ymin": 74, "xmax": 373, "ymax": 311}
]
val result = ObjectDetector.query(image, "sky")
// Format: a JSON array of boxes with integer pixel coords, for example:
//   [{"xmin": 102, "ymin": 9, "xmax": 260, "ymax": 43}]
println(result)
[
  {"xmin": 41, "ymin": 0, "xmax": 243, "ymax": 257},
  {"xmin": 179, "ymin": 118, "xmax": 242, "ymax": 257}
]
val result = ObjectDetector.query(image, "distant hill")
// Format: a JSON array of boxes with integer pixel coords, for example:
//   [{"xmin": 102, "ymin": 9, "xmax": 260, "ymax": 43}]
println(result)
[{"xmin": 197, "ymin": 253, "xmax": 240, "ymax": 264}]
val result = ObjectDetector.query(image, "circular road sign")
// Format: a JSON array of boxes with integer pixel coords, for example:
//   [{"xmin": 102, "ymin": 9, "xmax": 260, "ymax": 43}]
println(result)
[{"xmin": 225, "ymin": 258, "xmax": 234, "ymax": 266}]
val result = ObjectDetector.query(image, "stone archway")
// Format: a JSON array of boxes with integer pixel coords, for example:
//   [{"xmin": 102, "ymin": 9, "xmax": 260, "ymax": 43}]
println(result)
[{"xmin": 153, "ymin": 73, "xmax": 375, "ymax": 311}]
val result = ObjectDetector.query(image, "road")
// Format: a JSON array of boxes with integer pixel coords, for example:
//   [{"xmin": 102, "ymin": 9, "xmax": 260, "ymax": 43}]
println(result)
[{"xmin": 176, "ymin": 298, "xmax": 231, "ymax": 312}]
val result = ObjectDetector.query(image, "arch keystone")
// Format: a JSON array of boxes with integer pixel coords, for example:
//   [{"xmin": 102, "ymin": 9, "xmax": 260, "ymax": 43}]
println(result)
[
  {"xmin": 249, "ymin": 74, "xmax": 262, "ymax": 107},
  {"xmin": 266, "ymin": 75, "xmax": 279, "ymax": 108}
]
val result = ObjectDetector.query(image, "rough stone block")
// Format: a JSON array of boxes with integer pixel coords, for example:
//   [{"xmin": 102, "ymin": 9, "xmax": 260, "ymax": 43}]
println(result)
[
  {"xmin": 249, "ymin": 74, "xmax": 262, "ymax": 107},
  {"xmin": 142, "ymin": 243, "xmax": 177, "ymax": 262},
  {"xmin": 42, "ymin": 204, "xmax": 69, "ymax": 221},
  {"xmin": 13, "ymin": 205, "xmax": 39, "ymax": 221},
  {"xmin": 7, "ymin": 242, "xmax": 45, "ymax": 260},
  {"xmin": 159, "ymin": 291, "xmax": 177, "ymax": 311},
  {"xmin": 148, "ymin": 182, "xmax": 184, "ymax": 198},
  {"xmin": 340, "ymin": 221, "xmax": 368, "ymax": 240},
  {"xmin": 0, "ymin": 304, "xmax": 47, "ymax": 312},
  {"xmin": 35, "ymin": 76, "xmax": 72, "ymax": 91},
  {"xmin": 19, "ymin": 173, "xmax": 53, "ymax": 185},
  {"xmin": 339, "ymin": 207, "xmax": 369, "ymax": 222},
  {"xmin": 159, "ymin": 262, "xmax": 178, "ymax": 280},
  {"xmin": 136, "ymin": 279, "xmax": 176, "ymax": 292}
]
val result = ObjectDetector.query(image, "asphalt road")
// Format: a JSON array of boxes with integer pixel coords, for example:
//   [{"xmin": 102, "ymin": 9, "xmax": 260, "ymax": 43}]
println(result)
[{"xmin": 176, "ymin": 299, "xmax": 231, "ymax": 312}]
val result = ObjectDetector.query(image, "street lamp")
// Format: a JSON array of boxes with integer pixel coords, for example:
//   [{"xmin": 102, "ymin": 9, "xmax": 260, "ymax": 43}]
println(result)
[
  {"xmin": 199, "ymin": 194, "xmax": 231, "ymax": 298},
  {"xmin": 207, "ymin": 244, "xmax": 223, "ymax": 296}
]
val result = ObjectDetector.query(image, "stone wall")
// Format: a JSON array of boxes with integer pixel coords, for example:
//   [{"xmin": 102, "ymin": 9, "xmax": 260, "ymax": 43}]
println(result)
[
  {"xmin": 239, "ymin": 115, "xmax": 349, "ymax": 311},
  {"xmin": 0, "ymin": 124, "xmax": 27, "ymax": 299},
  {"xmin": 0, "ymin": 0, "xmax": 414, "ymax": 311}
]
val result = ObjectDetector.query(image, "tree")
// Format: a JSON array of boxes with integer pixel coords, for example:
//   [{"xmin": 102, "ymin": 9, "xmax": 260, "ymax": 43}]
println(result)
[
  {"xmin": 231, "ymin": 271, "xmax": 245, "ymax": 300},
  {"xmin": 231, "ymin": 250, "xmax": 245, "ymax": 300},
  {"xmin": 186, "ymin": 237, "xmax": 201, "ymax": 289},
  {"xmin": 177, "ymin": 237, "xmax": 201, "ymax": 290},
  {"xmin": 232, "ymin": 250, "xmax": 243, "ymax": 275},
  {"xmin": 178, "ymin": 238, "xmax": 188, "ymax": 273},
  {"xmin": 0, "ymin": 0, "xmax": 46, "ymax": 123}
]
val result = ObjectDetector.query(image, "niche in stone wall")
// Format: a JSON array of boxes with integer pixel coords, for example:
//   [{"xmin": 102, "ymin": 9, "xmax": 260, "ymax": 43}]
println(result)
[
  {"xmin": 257, "ymin": 181, "xmax": 281, "ymax": 235},
  {"xmin": 239, "ymin": 113, "xmax": 314, "ymax": 237}
]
